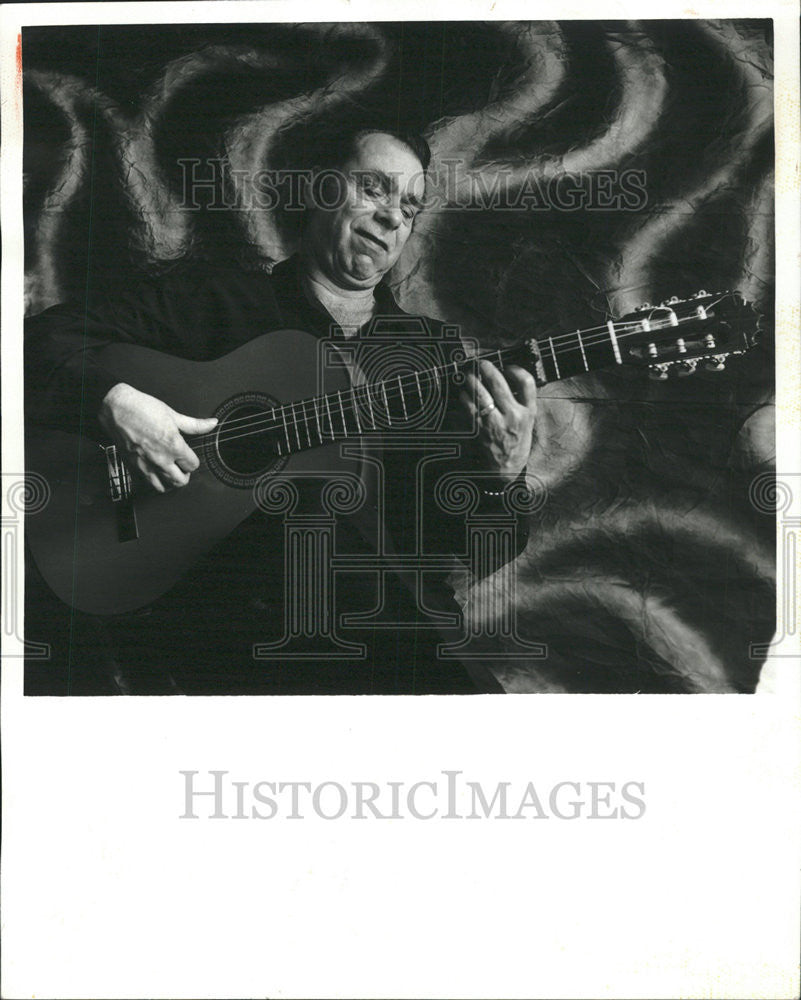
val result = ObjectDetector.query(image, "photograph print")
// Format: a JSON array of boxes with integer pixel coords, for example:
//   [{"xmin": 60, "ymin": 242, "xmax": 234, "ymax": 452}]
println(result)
[{"xmin": 21, "ymin": 19, "xmax": 775, "ymax": 696}]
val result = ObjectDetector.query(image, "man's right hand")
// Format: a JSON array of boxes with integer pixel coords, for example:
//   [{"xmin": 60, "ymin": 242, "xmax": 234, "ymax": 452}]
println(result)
[{"xmin": 98, "ymin": 383, "xmax": 218, "ymax": 493}]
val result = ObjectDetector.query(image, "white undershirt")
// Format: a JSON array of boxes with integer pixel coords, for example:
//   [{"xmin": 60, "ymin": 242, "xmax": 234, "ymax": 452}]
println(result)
[{"xmin": 301, "ymin": 273, "xmax": 376, "ymax": 336}]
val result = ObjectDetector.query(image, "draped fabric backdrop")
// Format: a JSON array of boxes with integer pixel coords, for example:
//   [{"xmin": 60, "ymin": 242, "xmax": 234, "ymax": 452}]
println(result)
[{"xmin": 23, "ymin": 21, "xmax": 775, "ymax": 693}]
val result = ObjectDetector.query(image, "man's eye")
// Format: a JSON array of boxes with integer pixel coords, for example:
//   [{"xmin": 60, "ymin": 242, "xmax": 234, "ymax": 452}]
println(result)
[
  {"xmin": 401, "ymin": 206, "xmax": 417, "ymax": 222},
  {"xmin": 361, "ymin": 176, "xmax": 384, "ymax": 197}
]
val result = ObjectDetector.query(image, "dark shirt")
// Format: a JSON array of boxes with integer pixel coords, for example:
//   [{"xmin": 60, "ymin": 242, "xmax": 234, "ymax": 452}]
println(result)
[{"xmin": 25, "ymin": 257, "xmax": 524, "ymax": 695}]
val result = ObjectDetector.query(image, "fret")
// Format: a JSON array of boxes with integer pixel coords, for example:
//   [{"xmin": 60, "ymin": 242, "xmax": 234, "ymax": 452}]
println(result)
[
  {"xmin": 540, "ymin": 333, "xmax": 593, "ymax": 382},
  {"xmin": 324, "ymin": 395, "xmax": 334, "ymax": 439},
  {"xmin": 289, "ymin": 402, "xmax": 302, "ymax": 450},
  {"xmin": 576, "ymin": 330, "xmax": 589, "ymax": 372},
  {"xmin": 381, "ymin": 381, "xmax": 392, "ymax": 426},
  {"xmin": 496, "ymin": 349, "xmax": 504, "ymax": 370},
  {"xmin": 398, "ymin": 374, "xmax": 408, "ymax": 421},
  {"xmin": 299, "ymin": 399, "xmax": 312, "ymax": 447},
  {"xmin": 414, "ymin": 371, "xmax": 424, "ymax": 406},
  {"xmin": 279, "ymin": 405, "xmax": 292, "ymax": 453},
  {"xmin": 311, "ymin": 397, "xmax": 323, "ymax": 444},
  {"xmin": 292, "ymin": 400, "xmax": 302, "ymax": 447},
  {"xmin": 564, "ymin": 325, "xmax": 617, "ymax": 378},
  {"xmin": 364, "ymin": 381, "xmax": 376, "ymax": 429},
  {"xmin": 351, "ymin": 386, "xmax": 362, "ymax": 434},
  {"xmin": 369, "ymin": 383, "xmax": 381, "ymax": 427},
  {"xmin": 548, "ymin": 337, "xmax": 560, "ymax": 380},
  {"xmin": 337, "ymin": 390, "xmax": 348, "ymax": 436},
  {"xmin": 271, "ymin": 406, "xmax": 283, "ymax": 456},
  {"xmin": 607, "ymin": 320, "xmax": 622, "ymax": 364}
]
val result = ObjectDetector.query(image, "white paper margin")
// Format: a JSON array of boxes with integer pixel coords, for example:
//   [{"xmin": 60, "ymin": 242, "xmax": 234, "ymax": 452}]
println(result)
[{"xmin": 2, "ymin": 3, "xmax": 799, "ymax": 999}]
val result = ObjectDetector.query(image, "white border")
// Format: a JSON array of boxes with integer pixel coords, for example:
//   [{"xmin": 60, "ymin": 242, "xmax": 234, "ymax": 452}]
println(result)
[{"xmin": 2, "ymin": 4, "xmax": 800, "ymax": 999}]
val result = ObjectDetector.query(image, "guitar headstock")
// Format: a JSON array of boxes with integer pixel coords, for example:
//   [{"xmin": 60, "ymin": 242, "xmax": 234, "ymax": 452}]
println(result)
[{"xmin": 617, "ymin": 290, "xmax": 761, "ymax": 379}]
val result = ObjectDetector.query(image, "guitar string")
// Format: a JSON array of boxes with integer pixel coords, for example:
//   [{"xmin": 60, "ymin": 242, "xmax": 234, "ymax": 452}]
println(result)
[
  {"xmin": 185, "ymin": 315, "xmax": 636, "ymax": 439},
  {"xmin": 186, "ymin": 310, "xmax": 701, "ymax": 441},
  {"xmin": 180, "ymin": 308, "xmax": 736, "ymax": 455},
  {"xmin": 176, "ymin": 312, "xmax": 684, "ymax": 443},
  {"xmin": 182, "ymin": 331, "xmax": 595, "ymax": 455},
  {"xmin": 185, "ymin": 319, "xmax": 737, "ymax": 455},
  {"xmin": 210, "ymin": 292, "xmax": 733, "ymax": 442}
]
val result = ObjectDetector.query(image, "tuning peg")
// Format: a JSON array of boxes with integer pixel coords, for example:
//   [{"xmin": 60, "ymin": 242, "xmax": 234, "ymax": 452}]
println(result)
[
  {"xmin": 703, "ymin": 356, "xmax": 726, "ymax": 372},
  {"xmin": 649, "ymin": 364, "xmax": 670, "ymax": 381},
  {"xmin": 675, "ymin": 360, "xmax": 698, "ymax": 377}
]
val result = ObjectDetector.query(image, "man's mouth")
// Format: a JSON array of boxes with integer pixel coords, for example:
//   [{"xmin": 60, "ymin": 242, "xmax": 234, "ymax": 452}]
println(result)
[{"xmin": 355, "ymin": 229, "xmax": 389, "ymax": 252}]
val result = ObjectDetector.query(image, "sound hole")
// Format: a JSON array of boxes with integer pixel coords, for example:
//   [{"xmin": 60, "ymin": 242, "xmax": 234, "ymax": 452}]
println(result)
[
  {"xmin": 217, "ymin": 404, "xmax": 278, "ymax": 475},
  {"xmin": 205, "ymin": 393, "xmax": 285, "ymax": 488}
]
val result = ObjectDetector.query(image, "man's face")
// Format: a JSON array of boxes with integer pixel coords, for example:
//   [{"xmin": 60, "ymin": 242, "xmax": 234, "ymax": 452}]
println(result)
[{"xmin": 302, "ymin": 132, "xmax": 426, "ymax": 291}]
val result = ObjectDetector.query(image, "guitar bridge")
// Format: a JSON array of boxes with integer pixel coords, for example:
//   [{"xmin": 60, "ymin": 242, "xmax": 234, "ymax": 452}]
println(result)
[
  {"xmin": 104, "ymin": 445, "xmax": 139, "ymax": 542},
  {"xmin": 105, "ymin": 445, "xmax": 132, "ymax": 502}
]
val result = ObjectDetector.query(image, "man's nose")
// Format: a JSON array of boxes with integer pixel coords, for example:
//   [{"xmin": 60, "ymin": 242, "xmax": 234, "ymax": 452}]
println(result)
[{"xmin": 375, "ymin": 201, "xmax": 404, "ymax": 230}]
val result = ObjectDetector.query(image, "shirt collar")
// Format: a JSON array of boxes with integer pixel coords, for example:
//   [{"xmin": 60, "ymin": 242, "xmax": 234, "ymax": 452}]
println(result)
[{"xmin": 271, "ymin": 254, "xmax": 404, "ymax": 336}]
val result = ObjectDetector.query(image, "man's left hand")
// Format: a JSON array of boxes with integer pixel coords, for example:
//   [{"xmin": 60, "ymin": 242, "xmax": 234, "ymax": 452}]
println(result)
[{"xmin": 460, "ymin": 360, "xmax": 538, "ymax": 481}]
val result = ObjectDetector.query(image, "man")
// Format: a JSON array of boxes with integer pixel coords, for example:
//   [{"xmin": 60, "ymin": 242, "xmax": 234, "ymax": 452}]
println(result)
[{"xmin": 25, "ymin": 128, "xmax": 538, "ymax": 695}]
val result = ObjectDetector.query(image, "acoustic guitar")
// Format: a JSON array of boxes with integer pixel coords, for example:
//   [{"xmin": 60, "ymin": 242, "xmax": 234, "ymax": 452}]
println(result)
[{"xmin": 26, "ymin": 291, "xmax": 760, "ymax": 615}]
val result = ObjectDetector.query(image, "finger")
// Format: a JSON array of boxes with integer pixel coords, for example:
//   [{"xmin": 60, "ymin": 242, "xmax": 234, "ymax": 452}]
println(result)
[
  {"xmin": 163, "ymin": 463, "xmax": 190, "ymax": 488},
  {"xmin": 459, "ymin": 386, "xmax": 477, "ymax": 412},
  {"xmin": 463, "ymin": 371, "xmax": 496, "ymax": 413},
  {"xmin": 173, "ymin": 412, "xmax": 218, "ymax": 435},
  {"xmin": 136, "ymin": 458, "xmax": 166, "ymax": 494},
  {"xmin": 505, "ymin": 365, "xmax": 538, "ymax": 409},
  {"xmin": 176, "ymin": 452, "xmax": 199, "ymax": 474},
  {"xmin": 479, "ymin": 360, "xmax": 517, "ymax": 414},
  {"xmin": 174, "ymin": 438, "xmax": 200, "ymax": 472},
  {"xmin": 459, "ymin": 386, "xmax": 480, "ymax": 420},
  {"xmin": 134, "ymin": 448, "xmax": 187, "ymax": 490}
]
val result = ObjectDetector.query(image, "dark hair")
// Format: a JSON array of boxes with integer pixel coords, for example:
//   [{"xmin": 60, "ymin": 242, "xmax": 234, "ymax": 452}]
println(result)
[
  {"xmin": 347, "ymin": 128, "xmax": 431, "ymax": 173},
  {"xmin": 307, "ymin": 123, "xmax": 431, "ymax": 176}
]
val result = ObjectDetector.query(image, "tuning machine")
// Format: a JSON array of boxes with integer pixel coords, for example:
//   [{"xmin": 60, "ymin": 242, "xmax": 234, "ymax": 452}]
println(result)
[
  {"xmin": 675, "ymin": 360, "xmax": 698, "ymax": 377},
  {"xmin": 703, "ymin": 355, "xmax": 727, "ymax": 372},
  {"xmin": 649, "ymin": 363, "xmax": 670, "ymax": 381}
]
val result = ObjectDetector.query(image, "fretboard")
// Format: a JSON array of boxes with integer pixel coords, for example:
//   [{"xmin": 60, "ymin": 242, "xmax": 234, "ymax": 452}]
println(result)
[{"xmin": 268, "ymin": 319, "xmax": 628, "ymax": 457}]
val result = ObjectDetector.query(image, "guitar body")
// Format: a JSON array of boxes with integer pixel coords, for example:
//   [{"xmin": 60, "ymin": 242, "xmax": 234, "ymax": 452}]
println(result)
[{"xmin": 26, "ymin": 330, "xmax": 363, "ymax": 615}]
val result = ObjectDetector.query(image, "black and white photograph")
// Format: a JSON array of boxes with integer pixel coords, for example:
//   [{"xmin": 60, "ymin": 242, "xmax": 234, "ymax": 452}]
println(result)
[
  {"xmin": 20, "ymin": 18, "xmax": 775, "ymax": 696},
  {"xmin": 1, "ymin": 3, "xmax": 799, "ymax": 999}
]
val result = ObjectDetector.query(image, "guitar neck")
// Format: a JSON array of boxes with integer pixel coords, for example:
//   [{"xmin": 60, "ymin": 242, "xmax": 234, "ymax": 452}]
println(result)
[
  {"xmin": 269, "ymin": 321, "xmax": 626, "ymax": 456},
  {"xmin": 220, "ymin": 290, "xmax": 757, "ymax": 459}
]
